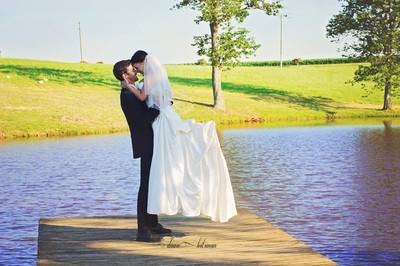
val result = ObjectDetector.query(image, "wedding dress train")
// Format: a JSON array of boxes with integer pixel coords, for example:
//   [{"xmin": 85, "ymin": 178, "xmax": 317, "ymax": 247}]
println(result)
[{"xmin": 142, "ymin": 55, "xmax": 237, "ymax": 223}]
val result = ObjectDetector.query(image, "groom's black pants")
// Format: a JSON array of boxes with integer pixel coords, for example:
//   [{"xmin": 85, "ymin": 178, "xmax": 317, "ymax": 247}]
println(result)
[{"xmin": 138, "ymin": 154, "xmax": 158, "ymax": 232}]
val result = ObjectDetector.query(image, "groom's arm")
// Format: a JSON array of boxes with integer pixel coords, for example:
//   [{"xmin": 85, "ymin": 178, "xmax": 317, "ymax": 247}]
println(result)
[
  {"xmin": 122, "ymin": 94, "xmax": 159, "ymax": 125},
  {"xmin": 138, "ymin": 107, "xmax": 160, "ymax": 124}
]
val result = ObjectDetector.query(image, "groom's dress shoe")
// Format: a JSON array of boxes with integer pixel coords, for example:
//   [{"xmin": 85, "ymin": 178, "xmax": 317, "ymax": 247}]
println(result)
[{"xmin": 149, "ymin": 223, "xmax": 172, "ymax": 235}]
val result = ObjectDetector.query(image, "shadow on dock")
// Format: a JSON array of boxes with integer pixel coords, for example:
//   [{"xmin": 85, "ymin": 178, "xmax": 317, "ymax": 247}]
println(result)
[{"xmin": 38, "ymin": 208, "xmax": 337, "ymax": 265}]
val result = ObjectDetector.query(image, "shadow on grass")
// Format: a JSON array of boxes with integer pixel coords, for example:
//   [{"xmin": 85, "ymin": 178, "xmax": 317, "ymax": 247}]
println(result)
[
  {"xmin": 0, "ymin": 64, "xmax": 119, "ymax": 90},
  {"xmin": 0, "ymin": 64, "xmax": 345, "ymax": 118},
  {"xmin": 169, "ymin": 76, "xmax": 338, "ymax": 117},
  {"xmin": 173, "ymin": 97, "xmax": 214, "ymax": 107}
]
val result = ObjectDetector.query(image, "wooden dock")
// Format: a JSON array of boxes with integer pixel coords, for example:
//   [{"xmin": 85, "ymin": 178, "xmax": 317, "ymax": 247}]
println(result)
[{"xmin": 37, "ymin": 208, "xmax": 337, "ymax": 265}]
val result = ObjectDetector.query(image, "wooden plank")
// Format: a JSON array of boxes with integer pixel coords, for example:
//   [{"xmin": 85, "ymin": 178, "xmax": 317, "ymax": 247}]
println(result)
[{"xmin": 37, "ymin": 208, "xmax": 337, "ymax": 265}]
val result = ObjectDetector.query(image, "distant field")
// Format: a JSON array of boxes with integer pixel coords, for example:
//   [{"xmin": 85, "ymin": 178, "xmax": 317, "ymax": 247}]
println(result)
[
  {"xmin": 0, "ymin": 58, "xmax": 399, "ymax": 139},
  {"xmin": 239, "ymin": 57, "xmax": 365, "ymax": 66}
]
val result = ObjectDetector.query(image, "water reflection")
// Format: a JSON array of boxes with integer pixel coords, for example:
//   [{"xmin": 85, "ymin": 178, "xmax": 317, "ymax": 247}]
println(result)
[
  {"xmin": 1, "ymin": 120, "xmax": 400, "ymax": 265},
  {"xmin": 351, "ymin": 121, "xmax": 400, "ymax": 253},
  {"xmin": 223, "ymin": 121, "xmax": 400, "ymax": 265}
]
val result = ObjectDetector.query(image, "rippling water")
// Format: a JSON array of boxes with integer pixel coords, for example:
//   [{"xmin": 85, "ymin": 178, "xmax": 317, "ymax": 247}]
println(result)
[
  {"xmin": 224, "ymin": 122, "xmax": 400, "ymax": 265},
  {"xmin": 1, "ymin": 121, "xmax": 400, "ymax": 265}
]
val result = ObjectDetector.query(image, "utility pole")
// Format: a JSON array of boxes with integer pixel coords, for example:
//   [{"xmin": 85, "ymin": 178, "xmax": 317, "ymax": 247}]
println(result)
[
  {"xmin": 78, "ymin": 22, "xmax": 83, "ymax": 62},
  {"xmin": 279, "ymin": 14, "xmax": 287, "ymax": 69}
]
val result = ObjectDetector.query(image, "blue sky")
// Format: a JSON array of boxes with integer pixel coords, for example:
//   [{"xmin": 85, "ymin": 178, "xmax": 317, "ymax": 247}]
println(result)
[{"xmin": 0, "ymin": 0, "xmax": 343, "ymax": 64}]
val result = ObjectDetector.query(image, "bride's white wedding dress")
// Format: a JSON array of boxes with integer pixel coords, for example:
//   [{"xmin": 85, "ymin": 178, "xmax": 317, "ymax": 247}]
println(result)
[{"xmin": 142, "ymin": 55, "xmax": 237, "ymax": 223}]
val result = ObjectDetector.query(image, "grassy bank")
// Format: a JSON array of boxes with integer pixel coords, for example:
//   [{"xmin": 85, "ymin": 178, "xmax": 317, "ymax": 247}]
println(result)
[{"xmin": 0, "ymin": 58, "xmax": 399, "ymax": 139}]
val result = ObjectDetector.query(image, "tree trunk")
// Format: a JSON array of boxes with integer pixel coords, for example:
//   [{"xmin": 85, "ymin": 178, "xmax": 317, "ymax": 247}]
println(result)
[
  {"xmin": 382, "ymin": 80, "xmax": 392, "ymax": 110},
  {"xmin": 210, "ymin": 22, "xmax": 225, "ymax": 110},
  {"xmin": 212, "ymin": 66, "xmax": 224, "ymax": 109}
]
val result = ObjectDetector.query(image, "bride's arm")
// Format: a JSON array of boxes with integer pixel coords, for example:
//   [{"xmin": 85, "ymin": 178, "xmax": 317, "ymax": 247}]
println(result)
[
  {"xmin": 141, "ymin": 81, "xmax": 166, "ymax": 108},
  {"xmin": 122, "ymin": 80, "xmax": 147, "ymax": 102}
]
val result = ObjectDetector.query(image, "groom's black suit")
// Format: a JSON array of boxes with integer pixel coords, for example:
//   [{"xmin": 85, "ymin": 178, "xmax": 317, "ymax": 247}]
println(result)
[{"xmin": 120, "ymin": 87, "xmax": 160, "ymax": 232}]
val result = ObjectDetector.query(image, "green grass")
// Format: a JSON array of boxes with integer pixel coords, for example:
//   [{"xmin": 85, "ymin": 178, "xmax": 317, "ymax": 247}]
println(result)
[{"xmin": 0, "ymin": 58, "xmax": 399, "ymax": 139}]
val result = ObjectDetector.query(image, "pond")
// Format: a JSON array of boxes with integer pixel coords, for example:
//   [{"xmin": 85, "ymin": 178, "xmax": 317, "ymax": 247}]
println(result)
[{"xmin": 1, "ymin": 119, "xmax": 399, "ymax": 265}]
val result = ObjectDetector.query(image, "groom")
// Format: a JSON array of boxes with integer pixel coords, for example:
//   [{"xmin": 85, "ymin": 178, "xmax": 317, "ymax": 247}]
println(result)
[{"xmin": 113, "ymin": 59, "xmax": 172, "ymax": 242}]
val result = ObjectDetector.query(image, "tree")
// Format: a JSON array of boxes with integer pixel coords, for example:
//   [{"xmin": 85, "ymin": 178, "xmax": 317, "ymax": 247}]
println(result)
[
  {"xmin": 292, "ymin": 57, "xmax": 302, "ymax": 66},
  {"xmin": 327, "ymin": 0, "xmax": 400, "ymax": 110},
  {"xmin": 173, "ymin": 0, "xmax": 282, "ymax": 110}
]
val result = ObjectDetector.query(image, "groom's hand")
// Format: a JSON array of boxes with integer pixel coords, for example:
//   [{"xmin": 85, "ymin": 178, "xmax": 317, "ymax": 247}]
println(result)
[{"xmin": 121, "ymin": 79, "xmax": 129, "ymax": 89}]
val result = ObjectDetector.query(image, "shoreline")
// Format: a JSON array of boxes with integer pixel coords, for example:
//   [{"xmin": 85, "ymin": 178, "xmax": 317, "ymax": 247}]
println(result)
[
  {"xmin": 1, "ymin": 113, "xmax": 400, "ymax": 142},
  {"xmin": 2, "ymin": 58, "xmax": 400, "ymax": 142}
]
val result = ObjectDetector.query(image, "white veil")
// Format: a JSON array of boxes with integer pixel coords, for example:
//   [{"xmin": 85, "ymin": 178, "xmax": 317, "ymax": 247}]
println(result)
[{"xmin": 143, "ymin": 54, "xmax": 173, "ymax": 109}]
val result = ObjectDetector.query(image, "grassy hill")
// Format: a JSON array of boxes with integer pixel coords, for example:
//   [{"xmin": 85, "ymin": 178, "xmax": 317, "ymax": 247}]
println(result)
[{"xmin": 0, "ymin": 58, "xmax": 399, "ymax": 139}]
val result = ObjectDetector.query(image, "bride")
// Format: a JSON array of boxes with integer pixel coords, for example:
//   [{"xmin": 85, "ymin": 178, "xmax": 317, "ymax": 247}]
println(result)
[{"xmin": 123, "ymin": 50, "xmax": 237, "ymax": 223}]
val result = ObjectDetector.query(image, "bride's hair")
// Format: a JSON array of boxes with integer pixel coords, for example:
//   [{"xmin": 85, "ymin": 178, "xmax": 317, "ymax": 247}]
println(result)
[{"xmin": 131, "ymin": 50, "xmax": 148, "ymax": 63}]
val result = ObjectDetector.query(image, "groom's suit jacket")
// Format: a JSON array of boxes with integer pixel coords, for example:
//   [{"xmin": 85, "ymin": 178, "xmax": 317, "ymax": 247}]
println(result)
[{"xmin": 120, "ymin": 87, "xmax": 160, "ymax": 159}]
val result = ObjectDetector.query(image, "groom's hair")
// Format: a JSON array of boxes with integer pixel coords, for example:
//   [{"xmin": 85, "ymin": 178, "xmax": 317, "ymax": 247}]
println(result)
[
  {"xmin": 113, "ymin": 60, "xmax": 131, "ymax": 81},
  {"xmin": 131, "ymin": 50, "xmax": 148, "ymax": 63}
]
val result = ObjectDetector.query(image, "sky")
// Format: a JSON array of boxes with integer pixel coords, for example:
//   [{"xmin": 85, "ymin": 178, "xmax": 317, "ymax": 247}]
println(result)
[{"xmin": 0, "ymin": 0, "xmax": 344, "ymax": 64}]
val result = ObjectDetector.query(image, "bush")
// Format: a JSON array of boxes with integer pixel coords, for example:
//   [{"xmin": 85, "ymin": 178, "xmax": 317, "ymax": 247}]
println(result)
[
  {"xmin": 292, "ymin": 58, "xmax": 302, "ymax": 66},
  {"xmin": 195, "ymin": 58, "xmax": 209, "ymax": 65},
  {"xmin": 239, "ymin": 57, "xmax": 366, "ymax": 67}
]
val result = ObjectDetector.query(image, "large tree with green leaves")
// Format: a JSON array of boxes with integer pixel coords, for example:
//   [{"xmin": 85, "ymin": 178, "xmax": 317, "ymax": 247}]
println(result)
[
  {"xmin": 327, "ymin": 0, "xmax": 400, "ymax": 110},
  {"xmin": 173, "ymin": 0, "xmax": 282, "ymax": 110}
]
